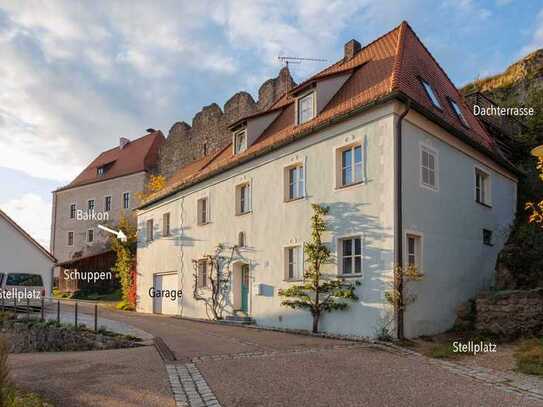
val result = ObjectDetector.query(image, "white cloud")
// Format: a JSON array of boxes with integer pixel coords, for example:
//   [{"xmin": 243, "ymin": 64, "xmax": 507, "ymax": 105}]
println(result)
[{"xmin": 1, "ymin": 193, "xmax": 51, "ymax": 248}]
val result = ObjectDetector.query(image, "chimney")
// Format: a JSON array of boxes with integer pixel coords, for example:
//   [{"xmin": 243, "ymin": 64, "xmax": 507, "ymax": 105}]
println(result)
[
  {"xmin": 344, "ymin": 39, "xmax": 361, "ymax": 61},
  {"xmin": 119, "ymin": 137, "xmax": 130, "ymax": 150}
]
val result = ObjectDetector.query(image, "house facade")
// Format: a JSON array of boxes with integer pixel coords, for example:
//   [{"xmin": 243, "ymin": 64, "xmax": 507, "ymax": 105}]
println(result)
[
  {"xmin": 135, "ymin": 22, "xmax": 518, "ymax": 338},
  {"xmin": 51, "ymin": 130, "xmax": 164, "ymax": 292}
]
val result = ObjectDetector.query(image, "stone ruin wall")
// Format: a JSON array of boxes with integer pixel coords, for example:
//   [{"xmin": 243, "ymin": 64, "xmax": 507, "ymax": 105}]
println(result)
[{"xmin": 159, "ymin": 67, "xmax": 296, "ymax": 179}]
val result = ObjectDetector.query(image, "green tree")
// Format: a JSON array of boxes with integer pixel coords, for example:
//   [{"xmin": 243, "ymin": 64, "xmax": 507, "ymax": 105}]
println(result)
[
  {"xmin": 279, "ymin": 204, "xmax": 360, "ymax": 333},
  {"xmin": 110, "ymin": 215, "xmax": 137, "ymax": 310}
]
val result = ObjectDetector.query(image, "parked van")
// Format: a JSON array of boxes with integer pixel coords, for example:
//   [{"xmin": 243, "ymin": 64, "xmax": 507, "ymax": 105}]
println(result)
[{"xmin": 0, "ymin": 272, "xmax": 45, "ymax": 307}]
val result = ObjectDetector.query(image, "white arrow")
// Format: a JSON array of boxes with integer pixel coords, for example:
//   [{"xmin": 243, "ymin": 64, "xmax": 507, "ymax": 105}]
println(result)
[{"xmin": 98, "ymin": 224, "xmax": 127, "ymax": 242}]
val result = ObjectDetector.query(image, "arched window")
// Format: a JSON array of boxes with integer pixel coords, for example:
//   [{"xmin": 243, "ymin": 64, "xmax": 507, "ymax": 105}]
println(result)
[{"xmin": 238, "ymin": 231, "xmax": 246, "ymax": 248}]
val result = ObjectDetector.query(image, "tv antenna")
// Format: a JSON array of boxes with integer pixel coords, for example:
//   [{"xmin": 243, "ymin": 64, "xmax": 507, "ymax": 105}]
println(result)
[{"xmin": 278, "ymin": 56, "xmax": 327, "ymax": 68}]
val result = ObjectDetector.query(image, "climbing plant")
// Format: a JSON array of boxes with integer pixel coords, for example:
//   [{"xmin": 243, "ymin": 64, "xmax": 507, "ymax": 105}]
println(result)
[
  {"xmin": 279, "ymin": 204, "xmax": 360, "ymax": 333},
  {"xmin": 135, "ymin": 174, "xmax": 167, "ymax": 203},
  {"xmin": 110, "ymin": 215, "xmax": 137, "ymax": 310}
]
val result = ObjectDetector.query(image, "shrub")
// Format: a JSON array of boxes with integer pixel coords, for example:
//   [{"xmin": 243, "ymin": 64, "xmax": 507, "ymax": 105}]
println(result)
[
  {"xmin": 514, "ymin": 338, "xmax": 543, "ymax": 375},
  {"xmin": 0, "ymin": 337, "xmax": 9, "ymax": 405}
]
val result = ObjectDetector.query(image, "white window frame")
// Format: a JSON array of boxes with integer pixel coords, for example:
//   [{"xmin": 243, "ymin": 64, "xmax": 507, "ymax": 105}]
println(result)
[
  {"xmin": 87, "ymin": 199, "xmax": 96, "ymax": 212},
  {"xmin": 420, "ymin": 79, "xmax": 442, "ymax": 109},
  {"xmin": 233, "ymin": 128, "xmax": 248, "ymax": 155},
  {"xmin": 69, "ymin": 203, "xmax": 76, "ymax": 219},
  {"xmin": 474, "ymin": 165, "xmax": 492, "ymax": 207},
  {"xmin": 284, "ymin": 244, "xmax": 304, "ymax": 281},
  {"xmin": 197, "ymin": 259, "xmax": 210, "ymax": 289},
  {"xmin": 122, "ymin": 192, "xmax": 130, "ymax": 209},
  {"xmin": 284, "ymin": 163, "xmax": 305, "ymax": 201},
  {"xmin": 236, "ymin": 182, "xmax": 252, "ymax": 215},
  {"xmin": 67, "ymin": 231, "xmax": 74, "ymax": 247},
  {"xmin": 87, "ymin": 228, "xmax": 94, "ymax": 243},
  {"xmin": 104, "ymin": 196, "xmax": 112, "ymax": 212},
  {"xmin": 197, "ymin": 197, "xmax": 210, "ymax": 225},
  {"xmin": 336, "ymin": 143, "xmax": 363, "ymax": 188},
  {"xmin": 162, "ymin": 212, "xmax": 171, "ymax": 237},
  {"xmin": 405, "ymin": 231, "xmax": 423, "ymax": 271},
  {"xmin": 337, "ymin": 235, "xmax": 363, "ymax": 276},
  {"xmin": 296, "ymin": 91, "xmax": 316, "ymax": 124},
  {"xmin": 146, "ymin": 219, "xmax": 154, "ymax": 242},
  {"xmin": 420, "ymin": 144, "xmax": 439, "ymax": 191},
  {"xmin": 97, "ymin": 166, "xmax": 105, "ymax": 176}
]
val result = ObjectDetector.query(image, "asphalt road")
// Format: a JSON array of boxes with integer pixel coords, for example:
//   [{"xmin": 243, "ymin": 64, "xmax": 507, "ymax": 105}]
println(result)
[{"xmin": 9, "ymin": 307, "xmax": 543, "ymax": 406}]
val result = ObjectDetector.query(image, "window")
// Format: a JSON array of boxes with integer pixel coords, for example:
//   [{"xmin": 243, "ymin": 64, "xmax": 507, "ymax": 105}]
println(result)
[
  {"xmin": 421, "ymin": 146, "xmax": 438, "ymax": 189},
  {"xmin": 163, "ymin": 213, "xmax": 170, "ymax": 237},
  {"xmin": 406, "ymin": 234, "xmax": 421, "ymax": 269},
  {"xmin": 105, "ymin": 196, "xmax": 112, "ymax": 212},
  {"xmin": 339, "ymin": 237, "xmax": 362, "ymax": 275},
  {"xmin": 146, "ymin": 219, "xmax": 154, "ymax": 242},
  {"xmin": 286, "ymin": 164, "xmax": 305, "ymax": 201},
  {"xmin": 421, "ymin": 79, "xmax": 442, "ymax": 109},
  {"xmin": 297, "ymin": 92, "xmax": 315, "ymax": 124},
  {"xmin": 97, "ymin": 166, "xmax": 105, "ymax": 176},
  {"xmin": 236, "ymin": 183, "xmax": 251, "ymax": 215},
  {"xmin": 197, "ymin": 198, "xmax": 209, "ymax": 225},
  {"xmin": 123, "ymin": 192, "xmax": 130, "ymax": 209},
  {"xmin": 475, "ymin": 168, "xmax": 491, "ymax": 206},
  {"xmin": 339, "ymin": 145, "xmax": 363, "ymax": 187},
  {"xmin": 67, "ymin": 231, "xmax": 74, "ymax": 246},
  {"xmin": 483, "ymin": 229, "xmax": 493, "ymax": 246},
  {"xmin": 285, "ymin": 246, "xmax": 303, "ymax": 281},
  {"xmin": 87, "ymin": 199, "xmax": 95, "ymax": 212},
  {"xmin": 197, "ymin": 260, "xmax": 210, "ymax": 288},
  {"xmin": 238, "ymin": 231, "xmax": 246, "ymax": 248},
  {"xmin": 70, "ymin": 204, "xmax": 76, "ymax": 219},
  {"xmin": 6, "ymin": 273, "xmax": 43, "ymax": 287},
  {"xmin": 449, "ymin": 98, "xmax": 470, "ymax": 128},
  {"xmin": 234, "ymin": 129, "xmax": 247, "ymax": 154},
  {"xmin": 87, "ymin": 229, "xmax": 94, "ymax": 243}
]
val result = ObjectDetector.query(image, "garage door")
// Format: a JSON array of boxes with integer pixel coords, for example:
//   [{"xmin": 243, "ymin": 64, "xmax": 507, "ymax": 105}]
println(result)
[{"xmin": 153, "ymin": 273, "xmax": 179, "ymax": 315}]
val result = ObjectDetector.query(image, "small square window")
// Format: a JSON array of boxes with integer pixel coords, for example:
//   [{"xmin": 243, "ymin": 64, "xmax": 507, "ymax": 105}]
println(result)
[
  {"xmin": 146, "ymin": 219, "xmax": 154, "ymax": 242},
  {"xmin": 339, "ymin": 237, "xmax": 362, "ymax": 275},
  {"xmin": 483, "ymin": 229, "xmax": 493, "ymax": 246},
  {"xmin": 297, "ymin": 92, "xmax": 315, "ymax": 124},
  {"xmin": 197, "ymin": 198, "xmax": 209, "ymax": 225},
  {"xmin": 286, "ymin": 164, "xmax": 305, "ymax": 201},
  {"xmin": 163, "ymin": 213, "xmax": 170, "ymax": 237},
  {"xmin": 421, "ymin": 147, "xmax": 438, "ymax": 190},
  {"xmin": 234, "ymin": 129, "xmax": 247, "ymax": 155},
  {"xmin": 97, "ymin": 167, "xmax": 105, "ymax": 176},
  {"xmin": 284, "ymin": 246, "xmax": 303, "ymax": 281},
  {"xmin": 421, "ymin": 79, "xmax": 442, "ymax": 109},
  {"xmin": 449, "ymin": 98, "xmax": 470, "ymax": 128}
]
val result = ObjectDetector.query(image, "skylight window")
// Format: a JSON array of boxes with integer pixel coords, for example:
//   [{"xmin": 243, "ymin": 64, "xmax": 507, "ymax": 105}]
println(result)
[
  {"xmin": 421, "ymin": 79, "xmax": 442, "ymax": 109},
  {"xmin": 449, "ymin": 98, "xmax": 470, "ymax": 128}
]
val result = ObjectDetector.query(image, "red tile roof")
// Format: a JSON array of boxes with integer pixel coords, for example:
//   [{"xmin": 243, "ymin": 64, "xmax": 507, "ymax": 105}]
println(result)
[
  {"xmin": 57, "ymin": 131, "xmax": 165, "ymax": 191},
  {"xmin": 141, "ymin": 22, "xmax": 512, "ymax": 208}
]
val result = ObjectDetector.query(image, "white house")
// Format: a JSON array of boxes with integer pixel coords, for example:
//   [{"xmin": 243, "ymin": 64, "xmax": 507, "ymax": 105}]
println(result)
[
  {"xmin": 0, "ymin": 209, "xmax": 56, "ymax": 297},
  {"xmin": 135, "ymin": 22, "xmax": 518, "ymax": 339}
]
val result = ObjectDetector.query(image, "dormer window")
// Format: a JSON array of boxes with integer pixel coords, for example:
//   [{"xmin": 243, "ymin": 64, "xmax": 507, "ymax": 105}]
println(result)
[
  {"xmin": 234, "ymin": 129, "xmax": 247, "ymax": 155},
  {"xmin": 420, "ymin": 79, "xmax": 442, "ymax": 109},
  {"xmin": 449, "ymin": 98, "xmax": 470, "ymax": 128},
  {"xmin": 297, "ymin": 92, "xmax": 315, "ymax": 124},
  {"xmin": 97, "ymin": 166, "xmax": 105, "ymax": 176}
]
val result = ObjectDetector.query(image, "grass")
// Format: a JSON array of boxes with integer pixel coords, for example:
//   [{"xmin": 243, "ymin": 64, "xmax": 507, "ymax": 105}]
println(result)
[
  {"xmin": 514, "ymin": 338, "xmax": 543, "ymax": 376},
  {"xmin": 53, "ymin": 288, "xmax": 122, "ymax": 302},
  {"xmin": 429, "ymin": 343, "xmax": 461, "ymax": 359}
]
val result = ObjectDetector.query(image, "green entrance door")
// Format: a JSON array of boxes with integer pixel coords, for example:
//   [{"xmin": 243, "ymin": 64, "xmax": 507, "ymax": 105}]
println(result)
[{"xmin": 241, "ymin": 264, "xmax": 249, "ymax": 313}]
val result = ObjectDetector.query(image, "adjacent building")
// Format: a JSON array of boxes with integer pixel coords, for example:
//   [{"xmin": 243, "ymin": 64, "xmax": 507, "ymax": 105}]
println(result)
[
  {"xmin": 135, "ymin": 22, "xmax": 519, "ymax": 338},
  {"xmin": 51, "ymin": 130, "xmax": 165, "ymax": 292}
]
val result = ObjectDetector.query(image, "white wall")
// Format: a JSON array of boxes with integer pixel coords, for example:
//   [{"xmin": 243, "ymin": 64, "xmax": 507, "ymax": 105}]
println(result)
[
  {"xmin": 137, "ymin": 103, "xmax": 398, "ymax": 338},
  {"xmin": 401, "ymin": 113, "xmax": 517, "ymax": 337},
  {"xmin": 0, "ymin": 217, "xmax": 55, "ymax": 295}
]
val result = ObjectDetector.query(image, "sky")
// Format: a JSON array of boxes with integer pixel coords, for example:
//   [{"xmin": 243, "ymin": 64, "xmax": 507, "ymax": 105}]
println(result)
[{"xmin": 0, "ymin": 0, "xmax": 542, "ymax": 248}]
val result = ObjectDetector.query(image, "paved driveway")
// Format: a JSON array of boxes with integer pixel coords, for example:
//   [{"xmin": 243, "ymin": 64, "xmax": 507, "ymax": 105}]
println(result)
[{"xmin": 10, "ymin": 307, "xmax": 543, "ymax": 406}]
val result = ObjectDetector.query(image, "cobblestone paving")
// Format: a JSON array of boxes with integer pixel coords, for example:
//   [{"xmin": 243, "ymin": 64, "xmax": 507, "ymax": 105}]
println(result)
[
  {"xmin": 390, "ymin": 345, "xmax": 543, "ymax": 403},
  {"xmin": 166, "ymin": 363, "xmax": 222, "ymax": 407}
]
